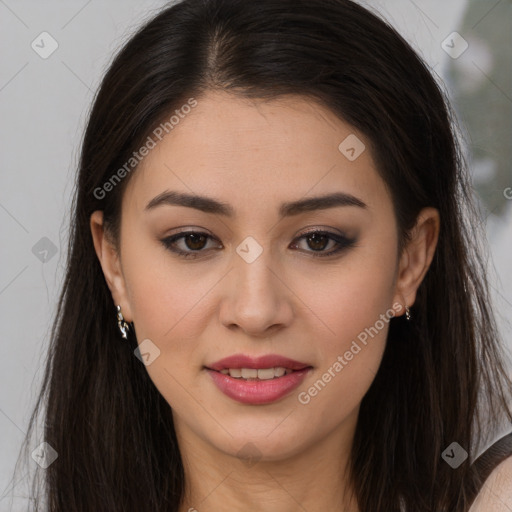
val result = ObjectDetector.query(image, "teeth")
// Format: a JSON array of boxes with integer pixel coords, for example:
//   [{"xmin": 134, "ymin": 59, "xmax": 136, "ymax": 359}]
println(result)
[
  {"xmin": 241, "ymin": 368, "xmax": 258, "ymax": 379},
  {"xmin": 274, "ymin": 367, "xmax": 286, "ymax": 377},
  {"xmin": 218, "ymin": 367, "xmax": 295, "ymax": 379},
  {"xmin": 257, "ymin": 368, "xmax": 276, "ymax": 380}
]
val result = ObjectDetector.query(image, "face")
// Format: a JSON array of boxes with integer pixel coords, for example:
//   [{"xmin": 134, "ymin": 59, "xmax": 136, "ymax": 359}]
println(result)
[{"xmin": 92, "ymin": 90, "xmax": 438, "ymax": 466}]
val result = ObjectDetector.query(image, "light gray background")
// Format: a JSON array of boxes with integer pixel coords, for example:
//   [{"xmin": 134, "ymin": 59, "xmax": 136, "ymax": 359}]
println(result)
[{"xmin": 1, "ymin": 0, "xmax": 511, "ymax": 507}]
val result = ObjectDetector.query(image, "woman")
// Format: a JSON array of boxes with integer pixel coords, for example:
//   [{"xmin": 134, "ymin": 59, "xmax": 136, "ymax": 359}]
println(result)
[{"xmin": 13, "ymin": 0, "xmax": 512, "ymax": 510}]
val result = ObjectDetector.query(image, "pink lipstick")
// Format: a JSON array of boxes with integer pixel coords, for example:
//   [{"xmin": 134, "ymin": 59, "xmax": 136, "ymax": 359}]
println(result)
[{"xmin": 205, "ymin": 354, "xmax": 312, "ymax": 405}]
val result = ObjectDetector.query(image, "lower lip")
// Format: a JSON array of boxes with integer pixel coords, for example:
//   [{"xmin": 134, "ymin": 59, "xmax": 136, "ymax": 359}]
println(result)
[{"xmin": 205, "ymin": 368, "xmax": 312, "ymax": 405}]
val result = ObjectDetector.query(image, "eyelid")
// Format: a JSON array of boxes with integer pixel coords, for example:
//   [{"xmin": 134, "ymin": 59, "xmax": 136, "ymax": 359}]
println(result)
[
  {"xmin": 160, "ymin": 227, "xmax": 357, "ymax": 259},
  {"xmin": 290, "ymin": 229, "xmax": 356, "ymax": 258},
  {"xmin": 161, "ymin": 230, "xmax": 222, "ymax": 259},
  {"xmin": 295, "ymin": 225, "xmax": 347, "ymax": 238}
]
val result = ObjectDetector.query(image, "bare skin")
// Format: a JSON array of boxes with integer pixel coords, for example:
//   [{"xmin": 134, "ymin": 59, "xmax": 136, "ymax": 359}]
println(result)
[
  {"xmin": 91, "ymin": 90, "xmax": 440, "ymax": 512},
  {"xmin": 469, "ymin": 456, "xmax": 512, "ymax": 511}
]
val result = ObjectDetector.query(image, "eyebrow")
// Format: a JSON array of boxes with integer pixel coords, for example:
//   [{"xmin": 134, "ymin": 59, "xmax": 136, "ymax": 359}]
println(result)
[{"xmin": 144, "ymin": 190, "xmax": 367, "ymax": 218}]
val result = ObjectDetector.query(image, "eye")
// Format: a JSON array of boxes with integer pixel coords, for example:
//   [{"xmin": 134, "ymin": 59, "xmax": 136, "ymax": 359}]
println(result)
[
  {"xmin": 161, "ymin": 231, "xmax": 221, "ymax": 259},
  {"xmin": 290, "ymin": 229, "xmax": 357, "ymax": 257},
  {"xmin": 161, "ymin": 229, "xmax": 357, "ymax": 259}
]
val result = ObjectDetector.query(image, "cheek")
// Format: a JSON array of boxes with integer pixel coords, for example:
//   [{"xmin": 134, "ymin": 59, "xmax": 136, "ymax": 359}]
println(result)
[
  {"xmin": 299, "ymin": 239, "xmax": 397, "ymax": 350},
  {"xmin": 121, "ymin": 232, "xmax": 222, "ymax": 364},
  {"xmin": 121, "ymin": 240, "xmax": 213, "ymax": 408},
  {"xmin": 293, "ymin": 240, "xmax": 397, "ymax": 408}
]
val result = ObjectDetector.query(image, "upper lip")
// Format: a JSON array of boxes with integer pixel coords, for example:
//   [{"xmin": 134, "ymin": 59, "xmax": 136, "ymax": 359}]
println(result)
[{"xmin": 206, "ymin": 354, "xmax": 312, "ymax": 371}]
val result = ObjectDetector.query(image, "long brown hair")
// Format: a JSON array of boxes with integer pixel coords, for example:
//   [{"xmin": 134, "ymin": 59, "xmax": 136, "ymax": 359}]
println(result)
[{"xmin": 9, "ymin": 0, "xmax": 512, "ymax": 510}]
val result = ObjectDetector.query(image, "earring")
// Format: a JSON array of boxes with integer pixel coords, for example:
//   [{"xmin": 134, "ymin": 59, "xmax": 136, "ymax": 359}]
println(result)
[
  {"xmin": 405, "ymin": 305, "xmax": 411, "ymax": 321},
  {"xmin": 116, "ymin": 305, "xmax": 130, "ymax": 339}
]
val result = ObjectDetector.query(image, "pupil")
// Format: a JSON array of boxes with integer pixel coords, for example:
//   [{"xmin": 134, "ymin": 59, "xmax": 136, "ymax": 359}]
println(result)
[
  {"xmin": 186, "ymin": 233, "xmax": 207, "ymax": 250},
  {"xmin": 308, "ymin": 233, "xmax": 327, "ymax": 251}
]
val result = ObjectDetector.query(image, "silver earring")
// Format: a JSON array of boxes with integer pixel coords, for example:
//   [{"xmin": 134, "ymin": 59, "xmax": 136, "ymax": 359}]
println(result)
[
  {"xmin": 116, "ymin": 305, "xmax": 130, "ymax": 339},
  {"xmin": 405, "ymin": 305, "xmax": 411, "ymax": 321}
]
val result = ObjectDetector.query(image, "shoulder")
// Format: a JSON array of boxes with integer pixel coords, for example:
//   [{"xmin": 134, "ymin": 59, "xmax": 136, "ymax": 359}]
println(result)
[{"xmin": 469, "ymin": 454, "xmax": 512, "ymax": 512}]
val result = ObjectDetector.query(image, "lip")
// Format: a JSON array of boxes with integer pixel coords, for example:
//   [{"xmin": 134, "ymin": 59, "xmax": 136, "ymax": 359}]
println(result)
[
  {"xmin": 206, "ymin": 354, "xmax": 311, "ymax": 372},
  {"xmin": 206, "ymin": 367, "xmax": 312, "ymax": 405},
  {"xmin": 204, "ymin": 353, "xmax": 313, "ymax": 405}
]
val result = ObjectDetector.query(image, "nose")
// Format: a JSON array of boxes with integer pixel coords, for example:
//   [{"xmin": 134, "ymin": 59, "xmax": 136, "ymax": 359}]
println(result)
[{"xmin": 219, "ymin": 244, "xmax": 294, "ymax": 337}]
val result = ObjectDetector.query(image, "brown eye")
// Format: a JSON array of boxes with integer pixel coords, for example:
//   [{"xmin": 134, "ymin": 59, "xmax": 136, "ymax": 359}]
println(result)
[
  {"xmin": 304, "ymin": 232, "xmax": 331, "ymax": 251},
  {"xmin": 161, "ymin": 231, "xmax": 221, "ymax": 259},
  {"xmin": 161, "ymin": 229, "xmax": 357, "ymax": 260},
  {"xmin": 290, "ymin": 230, "xmax": 357, "ymax": 258},
  {"xmin": 182, "ymin": 233, "xmax": 208, "ymax": 250}
]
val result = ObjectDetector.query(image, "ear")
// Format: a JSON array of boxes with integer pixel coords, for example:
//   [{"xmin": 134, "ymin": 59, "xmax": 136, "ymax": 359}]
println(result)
[
  {"xmin": 90, "ymin": 211, "xmax": 133, "ymax": 322},
  {"xmin": 392, "ymin": 207, "xmax": 440, "ymax": 316}
]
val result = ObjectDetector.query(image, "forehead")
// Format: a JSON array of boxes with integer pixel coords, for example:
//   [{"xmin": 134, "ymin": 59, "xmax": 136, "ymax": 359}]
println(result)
[{"xmin": 123, "ymin": 90, "xmax": 391, "ymax": 218}]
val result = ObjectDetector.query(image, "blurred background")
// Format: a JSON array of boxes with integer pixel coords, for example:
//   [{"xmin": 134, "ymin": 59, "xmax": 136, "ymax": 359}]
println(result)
[{"xmin": 1, "ymin": 0, "xmax": 511, "ymax": 507}]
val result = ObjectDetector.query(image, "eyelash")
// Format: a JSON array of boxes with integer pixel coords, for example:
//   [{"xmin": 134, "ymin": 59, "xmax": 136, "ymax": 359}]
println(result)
[{"xmin": 160, "ymin": 229, "xmax": 357, "ymax": 259}]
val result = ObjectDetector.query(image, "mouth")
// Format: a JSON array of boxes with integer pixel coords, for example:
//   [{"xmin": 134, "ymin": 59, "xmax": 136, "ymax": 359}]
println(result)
[
  {"xmin": 205, "ymin": 366, "xmax": 310, "ymax": 380},
  {"xmin": 205, "ymin": 353, "xmax": 312, "ymax": 378},
  {"xmin": 203, "ymin": 354, "xmax": 313, "ymax": 404}
]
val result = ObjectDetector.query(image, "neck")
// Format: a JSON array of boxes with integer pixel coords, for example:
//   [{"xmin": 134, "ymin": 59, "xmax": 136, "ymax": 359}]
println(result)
[{"xmin": 176, "ymin": 413, "xmax": 360, "ymax": 512}]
